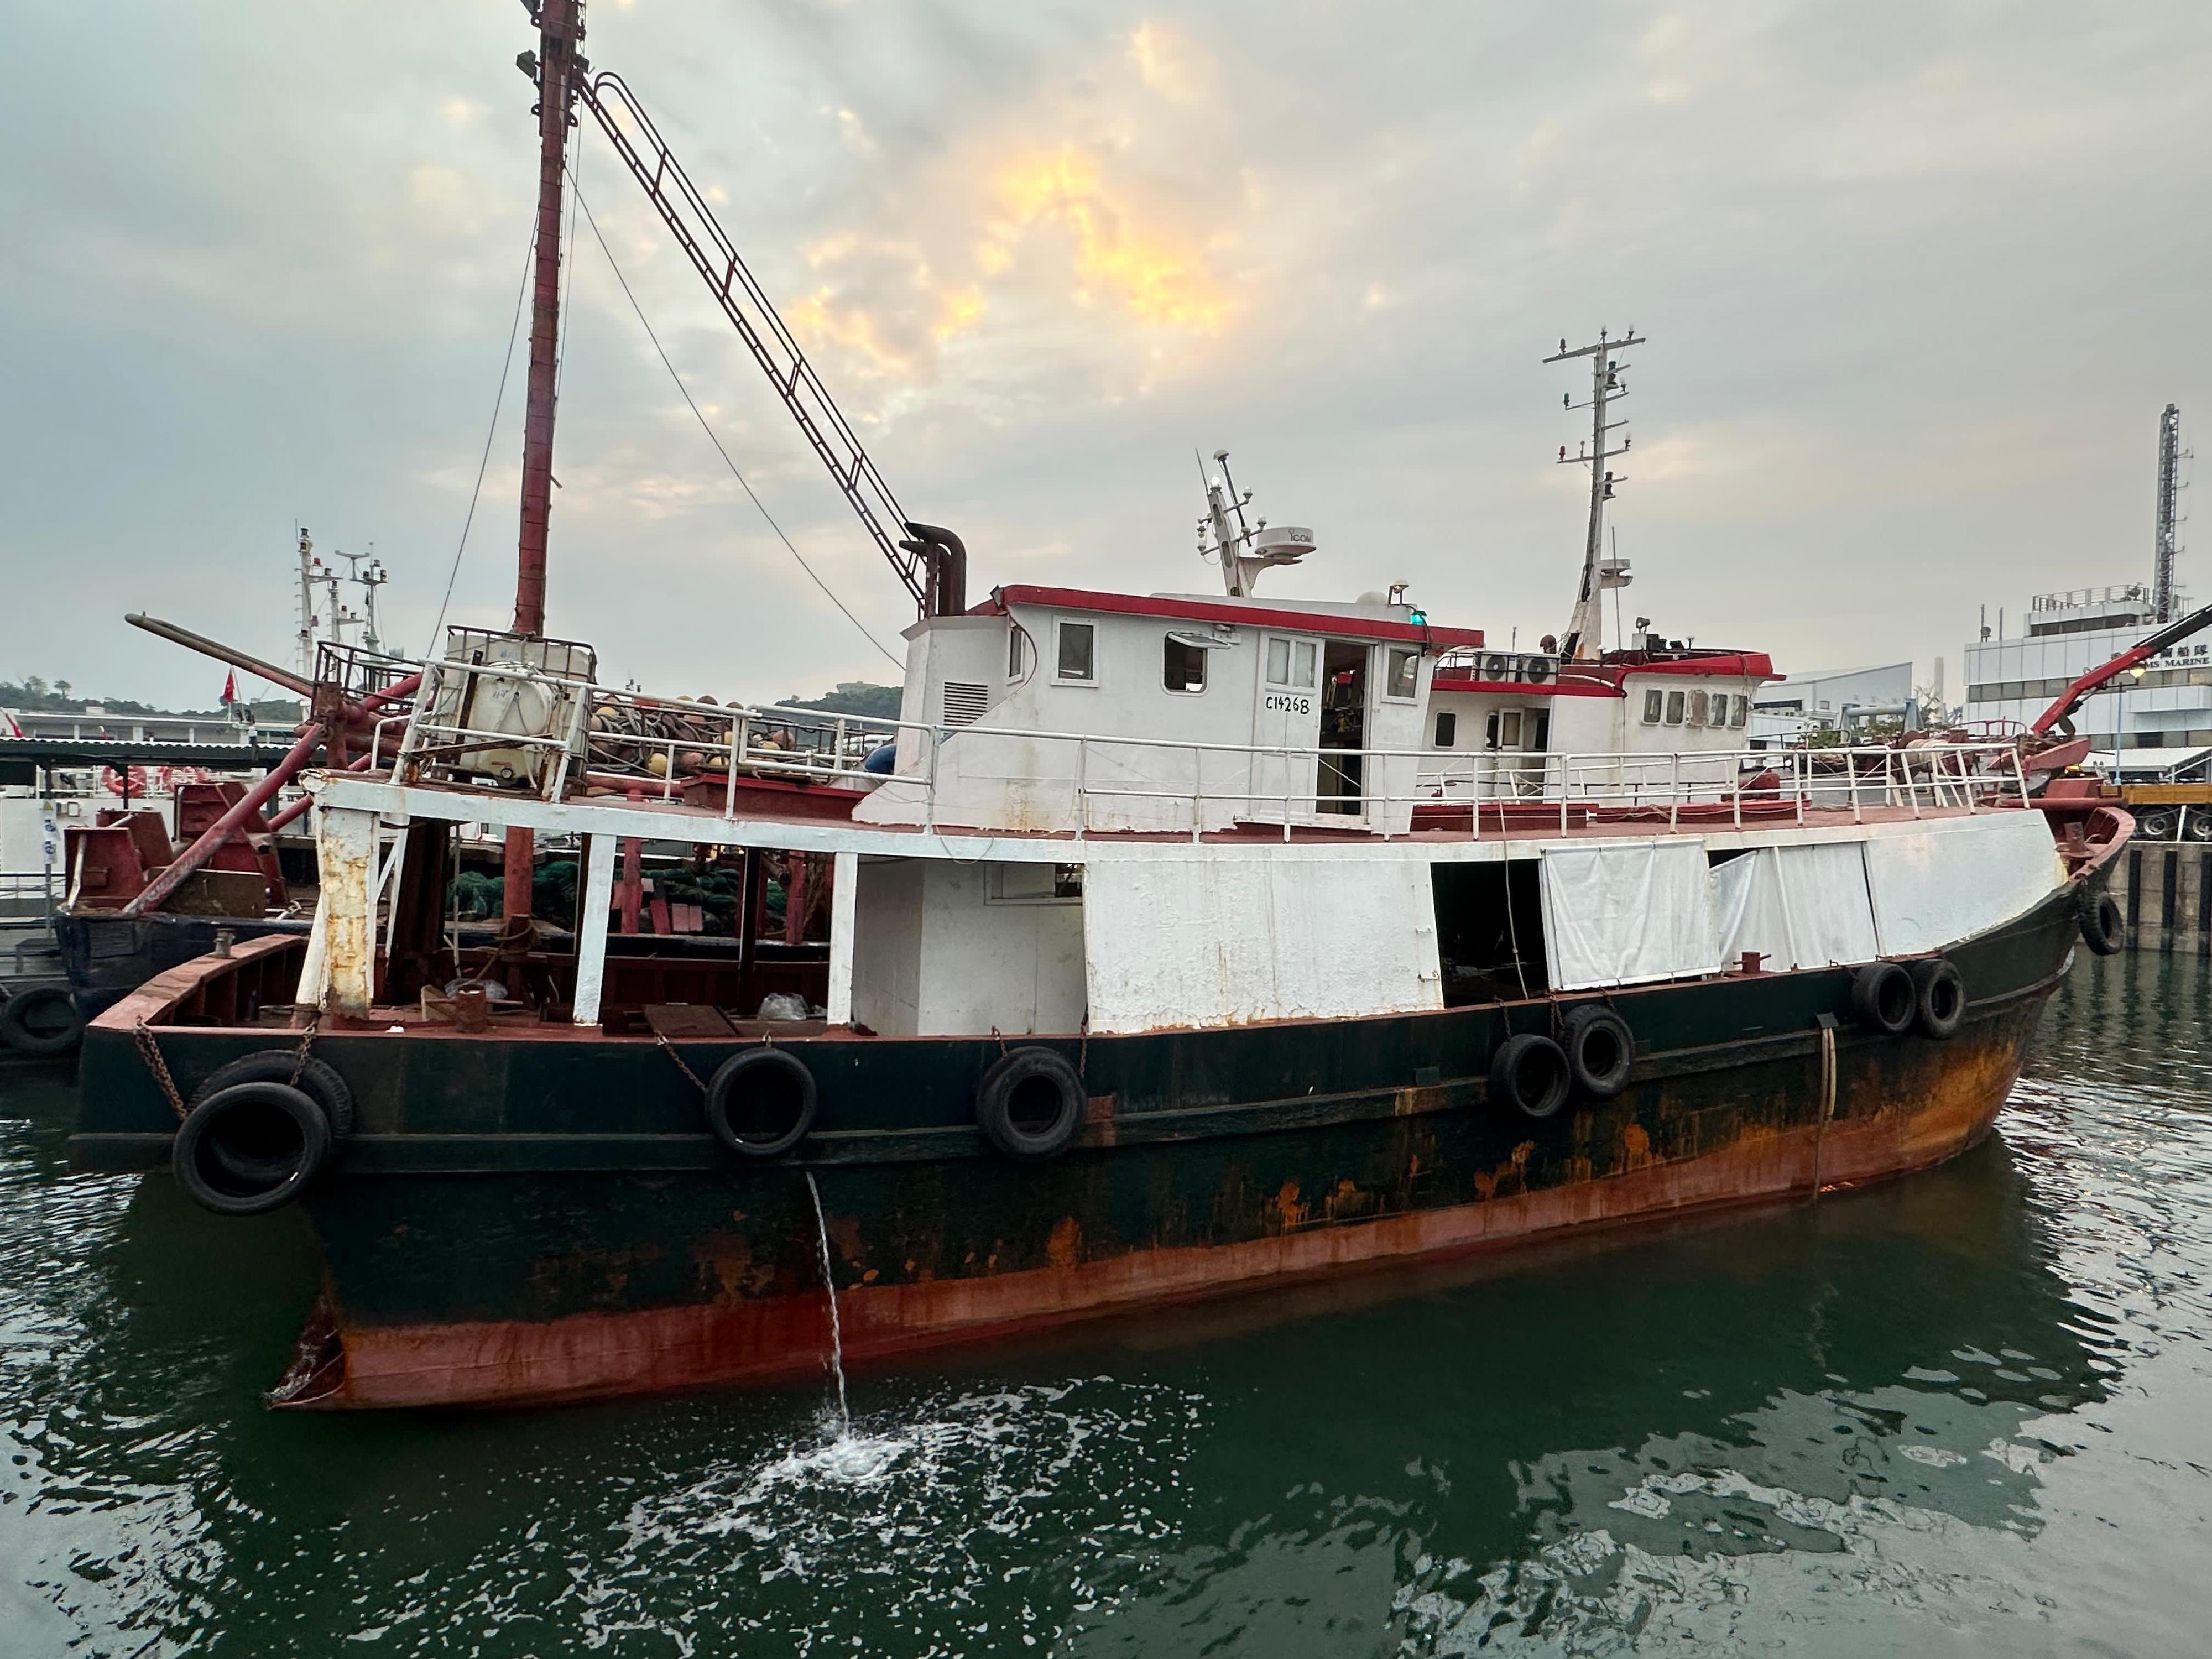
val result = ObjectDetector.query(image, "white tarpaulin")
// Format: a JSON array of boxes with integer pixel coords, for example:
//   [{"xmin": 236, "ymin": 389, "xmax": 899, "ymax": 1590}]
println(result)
[
  {"xmin": 1864, "ymin": 812, "xmax": 2064, "ymax": 956},
  {"xmin": 1083, "ymin": 854, "xmax": 1442, "ymax": 1032},
  {"xmin": 1540, "ymin": 841, "xmax": 1724, "ymax": 992},
  {"xmin": 1709, "ymin": 842, "xmax": 1881, "ymax": 972}
]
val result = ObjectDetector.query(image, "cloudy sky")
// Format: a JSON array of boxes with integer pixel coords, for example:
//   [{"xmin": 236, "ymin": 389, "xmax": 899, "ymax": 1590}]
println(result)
[{"xmin": 3, "ymin": 0, "xmax": 2208, "ymax": 709}]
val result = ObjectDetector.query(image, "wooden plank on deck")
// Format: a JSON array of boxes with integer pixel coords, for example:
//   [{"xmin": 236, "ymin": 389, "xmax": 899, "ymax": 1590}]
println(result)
[{"xmin": 642, "ymin": 1003, "xmax": 738, "ymax": 1039}]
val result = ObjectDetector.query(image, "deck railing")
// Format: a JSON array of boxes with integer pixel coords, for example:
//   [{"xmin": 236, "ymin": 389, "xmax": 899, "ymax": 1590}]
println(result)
[{"xmin": 375, "ymin": 655, "xmax": 2032, "ymax": 839}]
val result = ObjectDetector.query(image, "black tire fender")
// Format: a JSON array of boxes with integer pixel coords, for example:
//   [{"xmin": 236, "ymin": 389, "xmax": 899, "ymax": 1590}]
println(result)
[
  {"xmin": 704, "ymin": 1048, "xmax": 818, "ymax": 1158},
  {"xmin": 1489, "ymin": 1032, "xmax": 1572, "ymax": 1120},
  {"xmin": 2077, "ymin": 886, "xmax": 2125, "ymax": 957},
  {"xmin": 172, "ymin": 1081, "xmax": 331, "ymax": 1215},
  {"xmin": 0, "ymin": 986, "xmax": 85, "ymax": 1056},
  {"xmin": 1911, "ymin": 958, "xmax": 1966, "ymax": 1039},
  {"xmin": 1850, "ymin": 962, "xmax": 1916, "ymax": 1034},
  {"xmin": 975, "ymin": 1047, "xmax": 1084, "ymax": 1161},
  {"xmin": 1561, "ymin": 1005, "xmax": 1635, "ymax": 1099},
  {"xmin": 188, "ymin": 1051, "xmax": 356, "ymax": 1139}
]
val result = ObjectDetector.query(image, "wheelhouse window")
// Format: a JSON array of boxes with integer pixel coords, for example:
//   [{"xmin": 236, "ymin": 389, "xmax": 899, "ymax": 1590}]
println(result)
[
  {"xmin": 1265, "ymin": 637, "xmax": 1318, "ymax": 688},
  {"xmin": 1163, "ymin": 635, "xmax": 1207, "ymax": 693},
  {"xmin": 1384, "ymin": 646, "xmax": 1420, "ymax": 701},
  {"xmin": 1641, "ymin": 688, "xmax": 1663, "ymax": 724},
  {"xmin": 1687, "ymin": 690, "xmax": 1710, "ymax": 726},
  {"xmin": 1008, "ymin": 625, "xmax": 1025, "ymax": 679},
  {"xmin": 1730, "ymin": 694, "xmax": 1749, "ymax": 728},
  {"xmin": 1055, "ymin": 620, "xmax": 1095, "ymax": 684},
  {"xmin": 1434, "ymin": 711, "xmax": 1457, "ymax": 748},
  {"xmin": 1665, "ymin": 690, "xmax": 1685, "ymax": 725}
]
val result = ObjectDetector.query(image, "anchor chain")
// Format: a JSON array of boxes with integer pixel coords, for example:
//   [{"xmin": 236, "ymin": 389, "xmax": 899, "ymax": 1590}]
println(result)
[
  {"xmin": 132, "ymin": 1019, "xmax": 189, "ymax": 1121},
  {"xmin": 654, "ymin": 1031, "xmax": 709, "ymax": 1094},
  {"xmin": 288, "ymin": 1011, "xmax": 320, "ymax": 1086}
]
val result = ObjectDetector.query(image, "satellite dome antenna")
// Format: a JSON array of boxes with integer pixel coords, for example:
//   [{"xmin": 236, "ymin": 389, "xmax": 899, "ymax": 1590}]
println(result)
[{"xmin": 1195, "ymin": 448, "xmax": 1316, "ymax": 597}]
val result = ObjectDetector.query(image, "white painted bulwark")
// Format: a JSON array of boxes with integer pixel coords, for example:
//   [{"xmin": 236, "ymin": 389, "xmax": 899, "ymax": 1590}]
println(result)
[
  {"xmin": 1540, "ymin": 840, "xmax": 1723, "ymax": 992},
  {"xmin": 571, "ymin": 833, "xmax": 618, "ymax": 1027},
  {"xmin": 849, "ymin": 858, "xmax": 1087, "ymax": 1036},
  {"xmin": 1082, "ymin": 853, "xmax": 1442, "ymax": 1033},
  {"xmin": 1862, "ymin": 811, "xmax": 2065, "ymax": 957}
]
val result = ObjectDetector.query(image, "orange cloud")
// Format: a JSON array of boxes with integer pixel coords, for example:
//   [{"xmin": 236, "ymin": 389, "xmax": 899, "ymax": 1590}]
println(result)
[{"xmin": 994, "ymin": 147, "xmax": 1229, "ymax": 332}]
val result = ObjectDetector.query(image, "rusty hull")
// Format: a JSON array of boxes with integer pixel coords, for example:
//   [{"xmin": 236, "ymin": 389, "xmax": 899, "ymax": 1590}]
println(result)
[{"xmin": 280, "ymin": 983, "xmax": 2048, "ymax": 1410}]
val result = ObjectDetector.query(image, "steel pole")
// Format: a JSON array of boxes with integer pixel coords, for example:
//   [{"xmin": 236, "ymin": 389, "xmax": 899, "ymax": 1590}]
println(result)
[{"xmin": 514, "ymin": 0, "xmax": 581, "ymax": 639}]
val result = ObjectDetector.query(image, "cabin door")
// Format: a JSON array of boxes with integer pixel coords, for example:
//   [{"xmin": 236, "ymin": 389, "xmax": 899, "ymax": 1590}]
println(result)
[
  {"xmin": 1317, "ymin": 641, "xmax": 1371, "ymax": 816},
  {"xmin": 1250, "ymin": 634, "xmax": 1322, "ymax": 821}
]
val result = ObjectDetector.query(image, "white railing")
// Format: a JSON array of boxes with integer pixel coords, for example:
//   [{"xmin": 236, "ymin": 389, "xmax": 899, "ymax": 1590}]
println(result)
[{"xmin": 373, "ymin": 656, "xmax": 2032, "ymax": 841}]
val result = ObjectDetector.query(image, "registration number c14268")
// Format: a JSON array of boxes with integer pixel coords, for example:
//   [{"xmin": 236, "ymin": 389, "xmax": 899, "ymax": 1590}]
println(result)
[{"xmin": 1264, "ymin": 692, "xmax": 1313, "ymax": 715}]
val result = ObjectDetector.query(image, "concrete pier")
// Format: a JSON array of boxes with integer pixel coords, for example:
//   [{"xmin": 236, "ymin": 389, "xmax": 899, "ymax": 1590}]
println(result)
[{"xmin": 2110, "ymin": 843, "xmax": 2212, "ymax": 954}]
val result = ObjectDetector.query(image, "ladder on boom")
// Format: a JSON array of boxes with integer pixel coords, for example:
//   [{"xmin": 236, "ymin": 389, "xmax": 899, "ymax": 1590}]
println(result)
[{"xmin": 575, "ymin": 71, "xmax": 935, "ymax": 615}]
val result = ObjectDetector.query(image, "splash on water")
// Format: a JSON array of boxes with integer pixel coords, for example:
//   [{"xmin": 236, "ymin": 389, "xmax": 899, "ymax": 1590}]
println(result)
[{"xmin": 804, "ymin": 1169, "xmax": 851, "ymax": 1439}]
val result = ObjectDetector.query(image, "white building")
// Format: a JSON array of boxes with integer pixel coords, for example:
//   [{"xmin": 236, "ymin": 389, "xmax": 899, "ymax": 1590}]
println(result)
[
  {"xmin": 1752, "ymin": 663, "xmax": 1914, "ymax": 727},
  {"xmin": 1963, "ymin": 585, "xmax": 2212, "ymax": 776}
]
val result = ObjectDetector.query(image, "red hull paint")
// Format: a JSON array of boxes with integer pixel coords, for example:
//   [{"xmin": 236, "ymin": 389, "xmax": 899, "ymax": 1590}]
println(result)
[{"xmin": 298, "ymin": 1032, "xmax": 2018, "ymax": 1410}]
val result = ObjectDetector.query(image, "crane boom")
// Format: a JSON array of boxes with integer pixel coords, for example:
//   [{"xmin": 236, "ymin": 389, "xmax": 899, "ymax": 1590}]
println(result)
[{"xmin": 575, "ymin": 70, "xmax": 937, "ymax": 615}]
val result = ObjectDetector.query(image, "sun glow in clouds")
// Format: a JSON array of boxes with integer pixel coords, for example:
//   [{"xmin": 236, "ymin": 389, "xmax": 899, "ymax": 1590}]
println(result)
[{"xmin": 993, "ymin": 147, "xmax": 1230, "ymax": 333}]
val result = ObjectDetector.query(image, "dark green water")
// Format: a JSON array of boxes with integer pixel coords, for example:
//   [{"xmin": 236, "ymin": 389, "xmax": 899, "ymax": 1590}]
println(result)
[{"xmin": 4, "ymin": 951, "xmax": 2208, "ymax": 1657}]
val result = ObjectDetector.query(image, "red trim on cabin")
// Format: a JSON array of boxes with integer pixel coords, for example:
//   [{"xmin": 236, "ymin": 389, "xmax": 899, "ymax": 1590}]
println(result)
[
  {"xmin": 978, "ymin": 585, "xmax": 1485, "ymax": 650},
  {"xmin": 1430, "ymin": 674, "xmax": 1623, "ymax": 700}
]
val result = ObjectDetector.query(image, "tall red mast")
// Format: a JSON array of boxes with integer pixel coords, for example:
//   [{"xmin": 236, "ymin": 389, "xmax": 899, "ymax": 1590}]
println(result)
[
  {"xmin": 514, "ymin": 0, "xmax": 582, "ymax": 638},
  {"xmin": 504, "ymin": 0, "xmax": 583, "ymax": 939}
]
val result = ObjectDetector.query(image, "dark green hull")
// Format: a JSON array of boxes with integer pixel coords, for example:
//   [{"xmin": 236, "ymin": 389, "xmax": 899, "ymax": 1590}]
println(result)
[{"xmin": 72, "ymin": 886, "xmax": 2084, "ymax": 1407}]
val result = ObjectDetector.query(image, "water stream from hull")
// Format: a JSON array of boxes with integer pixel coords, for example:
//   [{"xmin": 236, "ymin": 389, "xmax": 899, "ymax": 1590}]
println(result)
[{"xmin": 804, "ymin": 1170, "xmax": 851, "ymax": 1438}]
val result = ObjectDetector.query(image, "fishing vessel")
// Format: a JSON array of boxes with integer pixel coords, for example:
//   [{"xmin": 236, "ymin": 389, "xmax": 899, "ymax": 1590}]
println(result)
[{"xmin": 72, "ymin": 1, "xmax": 2131, "ymax": 1409}]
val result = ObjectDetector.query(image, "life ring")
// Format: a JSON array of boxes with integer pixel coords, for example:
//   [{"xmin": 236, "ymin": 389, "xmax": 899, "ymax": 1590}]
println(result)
[
  {"xmin": 2077, "ymin": 886, "xmax": 2125, "ymax": 956},
  {"xmin": 975, "ymin": 1047, "xmax": 1084, "ymax": 1161},
  {"xmin": 704, "ymin": 1048, "xmax": 818, "ymax": 1158},
  {"xmin": 1561, "ymin": 1004, "xmax": 1634, "ymax": 1099},
  {"xmin": 1489, "ymin": 1032, "xmax": 1571, "ymax": 1120},
  {"xmin": 0, "ymin": 986, "xmax": 85, "ymax": 1056},
  {"xmin": 1850, "ymin": 962, "xmax": 1916, "ymax": 1034},
  {"xmin": 1911, "ymin": 958, "xmax": 1966, "ymax": 1039},
  {"xmin": 172, "ymin": 1081, "xmax": 332, "ymax": 1215}
]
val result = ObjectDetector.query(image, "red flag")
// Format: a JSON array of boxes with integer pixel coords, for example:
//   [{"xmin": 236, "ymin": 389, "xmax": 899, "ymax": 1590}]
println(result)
[{"xmin": 221, "ymin": 670, "xmax": 237, "ymax": 705}]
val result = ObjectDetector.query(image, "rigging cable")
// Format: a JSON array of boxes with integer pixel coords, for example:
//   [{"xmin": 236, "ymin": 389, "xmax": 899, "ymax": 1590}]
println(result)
[
  {"xmin": 426, "ymin": 217, "xmax": 537, "ymax": 655},
  {"xmin": 567, "ymin": 169, "xmax": 902, "ymax": 669}
]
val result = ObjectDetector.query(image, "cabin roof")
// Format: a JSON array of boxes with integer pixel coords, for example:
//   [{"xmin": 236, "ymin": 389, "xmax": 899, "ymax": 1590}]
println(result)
[{"xmin": 976, "ymin": 585, "xmax": 1487, "ymax": 650}]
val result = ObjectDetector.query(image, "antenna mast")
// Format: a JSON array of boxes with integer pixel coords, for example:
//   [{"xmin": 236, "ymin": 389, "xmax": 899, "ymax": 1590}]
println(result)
[
  {"xmin": 513, "ymin": 0, "xmax": 585, "ymax": 639},
  {"xmin": 295, "ymin": 527, "xmax": 321, "ymax": 680},
  {"xmin": 2154, "ymin": 403, "xmax": 2188, "ymax": 624},
  {"xmin": 1545, "ymin": 327, "xmax": 1644, "ymax": 660}
]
